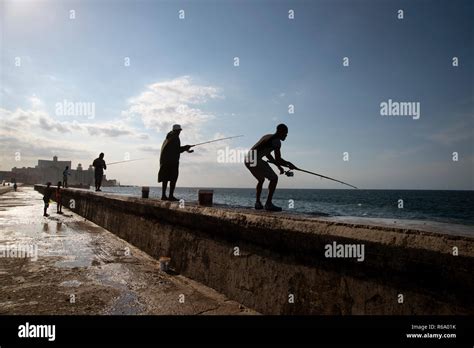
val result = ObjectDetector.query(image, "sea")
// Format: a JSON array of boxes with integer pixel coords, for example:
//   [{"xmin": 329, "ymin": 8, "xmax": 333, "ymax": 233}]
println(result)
[{"xmin": 99, "ymin": 187, "xmax": 474, "ymax": 227}]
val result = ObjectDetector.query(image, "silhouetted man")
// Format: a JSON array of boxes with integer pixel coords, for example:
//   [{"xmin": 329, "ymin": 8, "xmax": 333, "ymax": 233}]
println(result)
[
  {"xmin": 56, "ymin": 181, "xmax": 63, "ymax": 214},
  {"xmin": 158, "ymin": 124, "xmax": 192, "ymax": 201},
  {"xmin": 92, "ymin": 153, "xmax": 107, "ymax": 192},
  {"xmin": 62, "ymin": 166, "xmax": 70, "ymax": 188},
  {"xmin": 43, "ymin": 182, "xmax": 52, "ymax": 217},
  {"xmin": 245, "ymin": 124, "xmax": 296, "ymax": 211}
]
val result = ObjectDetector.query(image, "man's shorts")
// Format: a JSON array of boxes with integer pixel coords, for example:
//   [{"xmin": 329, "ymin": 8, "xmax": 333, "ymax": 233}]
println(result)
[{"xmin": 245, "ymin": 159, "xmax": 278, "ymax": 181}]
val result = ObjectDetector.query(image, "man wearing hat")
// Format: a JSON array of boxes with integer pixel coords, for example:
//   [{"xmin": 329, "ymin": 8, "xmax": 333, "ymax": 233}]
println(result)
[{"xmin": 158, "ymin": 124, "xmax": 193, "ymax": 201}]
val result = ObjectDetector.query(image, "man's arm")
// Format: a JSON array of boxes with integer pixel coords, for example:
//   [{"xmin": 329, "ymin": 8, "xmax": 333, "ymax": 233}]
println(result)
[
  {"xmin": 266, "ymin": 152, "xmax": 286, "ymax": 174},
  {"xmin": 272, "ymin": 148, "xmax": 296, "ymax": 169},
  {"xmin": 180, "ymin": 145, "xmax": 192, "ymax": 153},
  {"xmin": 266, "ymin": 153, "xmax": 277, "ymax": 164}
]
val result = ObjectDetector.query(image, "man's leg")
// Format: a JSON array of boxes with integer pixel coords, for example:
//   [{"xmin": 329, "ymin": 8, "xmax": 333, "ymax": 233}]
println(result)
[
  {"xmin": 246, "ymin": 161, "xmax": 265, "ymax": 210},
  {"xmin": 265, "ymin": 176, "xmax": 282, "ymax": 211},
  {"xmin": 169, "ymin": 180, "xmax": 178, "ymax": 200},
  {"xmin": 255, "ymin": 179, "xmax": 265, "ymax": 198},
  {"xmin": 253, "ymin": 179, "xmax": 265, "ymax": 210},
  {"xmin": 96, "ymin": 173, "xmax": 103, "ymax": 191},
  {"xmin": 266, "ymin": 177, "xmax": 278, "ymax": 205},
  {"xmin": 161, "ymin": 181, "xmax": 168, "ymax": 200}
]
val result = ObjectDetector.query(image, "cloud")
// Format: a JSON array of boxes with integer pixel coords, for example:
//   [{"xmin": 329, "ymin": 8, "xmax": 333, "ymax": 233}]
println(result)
[
  {"xmin": 138, "ymin": 145, "xmax": 161, "ymax": 154},
  {"xmin": 78, "ymin": 122, "xmax": 149, "ymax": 139},
  {"xmin": 39, "ymin": 114, "xmax": 71, "ymax": 132},
  {"xmin": 0, "ymin": 96, "xmax": 152, "ymax": 170},
  {"xmin": 0, "ymin": 102, "xmax": 149, "ymax": 140},
  {"xmin": 0, "ymin": 114, "xmax": 93, "ymax": 163},
  {"xmin": 123, "ymin": 76, "xmax": 222, "ymax": 137},
  {"xmin": 0, "ymin": 133, "xmax": 90, "ymax": 160}
]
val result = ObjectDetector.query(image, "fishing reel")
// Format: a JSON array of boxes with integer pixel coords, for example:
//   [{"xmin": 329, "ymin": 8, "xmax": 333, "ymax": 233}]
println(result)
[{"xmin": 278, "ymin": 166, "xmax": 294, "ymax": 177}]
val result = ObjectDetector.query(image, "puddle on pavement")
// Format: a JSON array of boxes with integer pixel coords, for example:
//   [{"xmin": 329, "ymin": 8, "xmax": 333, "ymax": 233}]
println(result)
[
  {"xmin": 0, "ymin": 221, "xmax": 96, "ymax": 269},
  {"xmin": 92, "ymin": 263, "xmax": 147, "ymax": 315}
]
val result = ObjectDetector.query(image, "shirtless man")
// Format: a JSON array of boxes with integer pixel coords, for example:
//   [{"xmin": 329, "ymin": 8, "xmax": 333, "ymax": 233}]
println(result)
[{"xmin": 245, "ymin": 124, "xmax": 296, "ymax": 211}]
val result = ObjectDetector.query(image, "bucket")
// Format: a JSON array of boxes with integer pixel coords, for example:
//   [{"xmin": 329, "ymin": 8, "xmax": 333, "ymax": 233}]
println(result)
[
  {"xmin": 159, "ymin": 256, "xmax": 171, "ymax": 272},
  {"xmin": 198, "ymin": 189, "xmax": 213, "ymax": 206},
  {"xmin": 142, "ymin": 186, "xmax": 149, "ymax": 198}
]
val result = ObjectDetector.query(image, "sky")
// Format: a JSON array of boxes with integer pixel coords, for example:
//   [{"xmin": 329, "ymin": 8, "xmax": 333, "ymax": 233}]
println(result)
[{"xmin": 0, "ymin": 0, "xmax": 473, "ymax": 189}]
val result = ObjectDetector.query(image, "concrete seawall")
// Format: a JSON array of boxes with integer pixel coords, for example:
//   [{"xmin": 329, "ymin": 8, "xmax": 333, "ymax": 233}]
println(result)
[{"xmin": 34, "ymin": 185, "xmax": 474, "ymax": 315}]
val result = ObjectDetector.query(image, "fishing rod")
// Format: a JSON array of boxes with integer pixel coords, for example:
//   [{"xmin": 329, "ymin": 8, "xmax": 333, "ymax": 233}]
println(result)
[
  {"xmin": 294, "ymin": 167, "xmax": 358, "ymax": 189},
  {"xmin": 107, "ymin": 158, "xmax": 152, "ymax": 166},
  {"xmin": 105, "ymin": 136, "xmax": 243, "ymax": 163},
  {"xmin": 267, "ymin": 160, "xmax": 358, "ymax": 189},
  {"xmin": 190, "ymin": 135, "xmax": 244, "ymax": 148}
]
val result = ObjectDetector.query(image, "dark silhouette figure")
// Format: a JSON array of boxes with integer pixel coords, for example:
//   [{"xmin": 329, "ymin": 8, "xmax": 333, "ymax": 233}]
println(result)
[
  {"xmin": 245, "ymin": 124, "xmax": 296, "ymax": 211},
  {"xmin": 92, "ymin": 153, "xmax": 107, "ymax": 192},
  {"xmin": 13, "ymin": 179, "xmax": 17, "ymax": 191},
  {"xmin": 56, "ymin": 181, "xmax": 63, "ymax": 214},
  {"xmin": 43, "ymin": 182, "xmax": 52, "ymax": 217},
  {"xmin": 62, "ymin": 166, "xmax": 70, "ymax": 188},
  {"xmin": 158, "ymin": 124, "xmax": 192, "ymax": 201}
]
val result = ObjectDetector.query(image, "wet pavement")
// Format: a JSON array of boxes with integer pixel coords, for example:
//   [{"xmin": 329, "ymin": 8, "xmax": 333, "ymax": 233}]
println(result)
[{"xmin": 0, "ymin": 187, "xmax": 257, "ymax": 315}]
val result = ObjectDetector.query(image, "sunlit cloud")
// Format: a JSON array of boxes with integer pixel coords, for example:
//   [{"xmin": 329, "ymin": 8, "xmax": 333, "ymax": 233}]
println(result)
[{"xmin": 123, "ymin": 76, "xmax": 222, "ymax": 141}]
